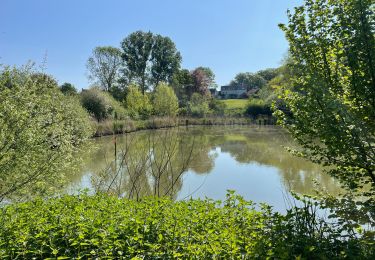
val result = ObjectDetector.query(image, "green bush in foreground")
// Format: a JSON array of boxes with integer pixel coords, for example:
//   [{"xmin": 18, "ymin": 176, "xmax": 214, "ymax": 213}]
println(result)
[{"xmin": 0, "ymin": 193, "xmax": 372, "ymax": 259}]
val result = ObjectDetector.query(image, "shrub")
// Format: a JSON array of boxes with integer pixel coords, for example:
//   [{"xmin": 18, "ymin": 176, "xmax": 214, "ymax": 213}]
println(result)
[
  {"xmin": 246, "ymin": 99, "xmax": 272, "ymax": 117},
  {"xmin": 0, "ymin": 192, "xmax": 371, "ymax": 259},
  {"xmin": 0, "ymin": 66, "xmax": 92, "ymax": 201},
  {"xmin": 187, "ymin": 93, "xmax": 210, "ymax": 117},
  {"xmin": 124, "ymin": 85, "xmax": 152, "ymax": 119},
  {"xmin": 80, "ymin": 88, "xmax": 127, "ymax": 121},
  {"xmin": 152, "ymin": 82, "xmax": 179, "ymax": 116},
  {"xmin": 209, "ymin": 98, "xmax": 226, "ymax": 116}
]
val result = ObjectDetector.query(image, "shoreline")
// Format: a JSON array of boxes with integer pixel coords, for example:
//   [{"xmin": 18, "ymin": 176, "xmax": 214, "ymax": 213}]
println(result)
[{"xmin": 92, "ymin": 116, "xmax": 276, "ymax": 137}]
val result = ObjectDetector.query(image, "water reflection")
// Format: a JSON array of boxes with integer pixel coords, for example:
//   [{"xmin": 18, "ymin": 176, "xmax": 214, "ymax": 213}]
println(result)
[{"xmin": 69, "ymin": 126, "xmax": 342, "ymax": 207}]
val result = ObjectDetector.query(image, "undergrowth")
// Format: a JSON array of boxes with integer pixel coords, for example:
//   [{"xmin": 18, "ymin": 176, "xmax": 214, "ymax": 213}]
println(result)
[{"xmin": 0, "ymin": 192, "xmax": 372, "ymax": 259}]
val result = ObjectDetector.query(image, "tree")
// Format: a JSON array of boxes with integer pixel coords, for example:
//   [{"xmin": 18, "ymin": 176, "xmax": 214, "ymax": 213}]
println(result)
[
  {"xmin": 256, "ymin": 68, "xmax": 279, "ymax": 82},
  {"xmin": 87, "ymin": 46, "xmax": 122, "ymax": 92},
  {"xmin": 60, "ymin": 82, "xmax": 77, "ymax": 95},
  {"xmin": 229, "ymin": 72, "xmax": 266, "ymax": 91},
  {"xmin": 0, "ymin": 66, "xmax": 92, "ymax": 201},
  {"xmin": 121, "ymin": 31, "xmax": 154, "ymax": 94},
  {"xmin": 124, "ymin": 84, "xmax": 152, "ymax": 119},
  {"xmin": 121, "ymin": 31, "xmax": 182, "ymax": 93},
  {"xmin": 194, "ymin": 67, "xmax": 215, "ymax": 86},
  {"xmin": 171, "ymin": 69, "xmax": 194, "ymax": 105},
  {"xmin": 151, "ymin": 35, "xmax": 182, "ymax": 87},
  {"xmin": 276, "ymin": 0, "xmax": 375, "ymax": 194},
  {"xmin": 191, "ymin": 67, "xmax": 215, "ymax": 97},
  {"xmin": 152, "ymin": 83, "xmax": 179, "ymax": 116}
]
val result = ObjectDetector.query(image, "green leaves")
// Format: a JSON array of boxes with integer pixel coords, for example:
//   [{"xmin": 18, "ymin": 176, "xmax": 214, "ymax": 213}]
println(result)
[
  {"xmin": 276, "ymin": 0, "xmax": 375, "ymax": 194},
  {"xmin": 87, "ymin": 46, "xmax": 122, "ymax": 92},
  {"xmin": 124, "ymin": 84, "xmax": 152, "ymax": 119},
  {"xmin": 152, "ymin": 82, "xmax": 179, "ymax": 117},
  {"xmin": 0, "ymin": 192, "xmax": 371, "ymax": 259},
  {"xmin": 0, "ymin": 66, "xmax": 92, "ymax": 201},
  {"xmin": 121, "ymin": 31, "xmax": 182, "ymax": 93}
]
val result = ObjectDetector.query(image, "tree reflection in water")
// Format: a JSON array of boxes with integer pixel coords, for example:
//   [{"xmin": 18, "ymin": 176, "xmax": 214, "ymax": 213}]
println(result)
[{"xmin": 75, "ymin": 126, "xmax": 342, "ymax": 200}]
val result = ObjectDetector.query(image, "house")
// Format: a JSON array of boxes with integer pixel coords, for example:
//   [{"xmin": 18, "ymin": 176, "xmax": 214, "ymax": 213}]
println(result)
[{"xmin": 220, "ymin": 85, "xmax": 247, "ymax": 99}]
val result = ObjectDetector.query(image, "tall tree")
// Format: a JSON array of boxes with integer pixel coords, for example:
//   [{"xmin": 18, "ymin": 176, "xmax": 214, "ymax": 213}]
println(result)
[
  {"xmin": 256, "ymin": 68, "xmax": 279, "ymax": 82},
  {"xmin": 151, "ymin": 35, "xmax": 182, "ymax": 87},
  {"xmin": 121, "ymin": 31, "xmax": 154, "ymax": 94},
  {"xmin": 60, "ymin": 82, "xmax": 77, "ymax": 96},
  {"xmin": 87, "ymin": 46, "xmax": 122, "ymax": 92},
  {"xmin": 276, "ymin": 0, "xmax": 375, "ymax": 194},
  {"xmin": 229, "ymin": 72, "xmax": 266, "ymax": 90},
  {"xmin": 171, "ymin": 69, "xmax": 194, "ymax": 105},
  {"xmin": 121, "ymin": 31, "xmax": 182, "ymax": 93}
]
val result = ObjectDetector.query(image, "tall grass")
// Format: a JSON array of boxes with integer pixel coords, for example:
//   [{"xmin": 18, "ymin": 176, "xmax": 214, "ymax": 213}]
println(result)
[{"xmin": 92, "ymin": 116, "xmax": 275, "ymax": 137}]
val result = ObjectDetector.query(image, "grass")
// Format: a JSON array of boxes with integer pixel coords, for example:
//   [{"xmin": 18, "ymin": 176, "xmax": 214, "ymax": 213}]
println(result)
[{"xmin": 219, "ymin": 99, "xmax": 249, "ymax": 109}]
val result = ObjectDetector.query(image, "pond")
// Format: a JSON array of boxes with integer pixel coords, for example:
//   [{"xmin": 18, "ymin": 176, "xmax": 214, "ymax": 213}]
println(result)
[{"xmin": 67, "ymin": 125, "xmax": 342, "ymax": 211}]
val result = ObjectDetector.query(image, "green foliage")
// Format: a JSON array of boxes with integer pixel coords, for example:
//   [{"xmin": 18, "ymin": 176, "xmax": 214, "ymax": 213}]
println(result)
[
  {"xmin": 256, "ymin": 68, "xmax": 279, "ymax": 82},
  {"xmin": 80, "ymin": 88, "xmax": 127, "ymax": 121},
  {"xmin": 152, "ymin": 82, "xmax": 179, "ymax": 116},
  {"xmin": 209, "ymin": 99, "xmax": 227, "ymax": 116},
  {"xmin": 121, "ymin": 31, "xmax": 181, "ymax": 93},
  {"xmin": 246, "ymin": 99, "xmax": 272, "ymax": 117},
  {"xmin": 0, "ymin": 192, "xmax": 372, "ymax": 259},
  {"xmin": 124, "ymin": 85, "xmax": 152, "ymax": 119},
  {"xmin": 171, "ymin": 69, "xmax": 194, "ymax": 106},
  {"xmin": 0, "ymin": 66, "xmax": 92, "ymax": 201},
  {"xmin": 150, "ymin": 35, "xmax": 182, "ymax": 87},
  {"xmin": 59, "ymin": 82, "xmax": 77, "ymax": 96},
  {"xmin": 187, "ymin": 93, "xmax": 210, "ymax": 117},
  {"xmin": 87, "ymin": 46, "xmax": 122, "ymax": 92},
  {"xmin": 230, "ymin": 72, "xmax": 267, "ymax": 90},
  {"xmin": 121, "ymin": 31, "xmax": 154, "ymax": 94},
  {"xmin": 276, "ymin": 0, "xmax": 375, "ymax": 195}
]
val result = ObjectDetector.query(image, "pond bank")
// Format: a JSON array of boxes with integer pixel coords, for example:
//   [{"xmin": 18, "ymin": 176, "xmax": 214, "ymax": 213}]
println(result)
[{"xmin": 93, "ymin": 116, "xmax": 276, "ymax": 137}]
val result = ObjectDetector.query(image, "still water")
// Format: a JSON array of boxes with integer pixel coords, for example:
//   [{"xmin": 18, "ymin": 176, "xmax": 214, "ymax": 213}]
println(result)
[{"xmin": 68, "ymin": 126, "xmax": 341, "ymax": 211}]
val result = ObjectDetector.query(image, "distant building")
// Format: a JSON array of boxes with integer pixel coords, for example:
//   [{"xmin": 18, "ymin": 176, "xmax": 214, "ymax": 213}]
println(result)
[{"xmin": 220, "ymin": 85, "xmax": 247, "ymax": 99}]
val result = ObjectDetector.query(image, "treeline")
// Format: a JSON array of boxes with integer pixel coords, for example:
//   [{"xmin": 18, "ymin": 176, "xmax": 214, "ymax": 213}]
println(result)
[
  {"xmin": 75, "ymin": 31, "xmax": 223, "ymax": 121},
  {"xmin": 60, "ymin": 30, "xmax": 285, "ymax": 121}
]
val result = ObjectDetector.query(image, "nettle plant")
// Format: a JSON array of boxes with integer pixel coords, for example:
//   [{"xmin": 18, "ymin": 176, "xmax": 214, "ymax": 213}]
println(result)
[{"xmin": 1, "ymin": 192, "xmax": 371, "ymax": 259}]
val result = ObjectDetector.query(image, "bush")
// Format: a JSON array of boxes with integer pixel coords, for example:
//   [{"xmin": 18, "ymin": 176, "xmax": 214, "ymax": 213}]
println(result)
[
  {"xmin": 0, "ymin": 66, "xmax": 92, "ymax": 201},
  {"xmin": 0, "ymin": 192, "xmax": 371, "ymax": 259},
  {"xmin": 124, "ymin": 85, "xmax": 152, "ymax": 119},
  {"xmin": 80, "ymin": 88, "xmax": 127, "ymax": 121},
  {"xmin": 209, "ymin": 99, "xmax": 226, "ymax": 116},
  {"xmin": 187, "ymin": 93, "xmax": 210, "ymax": 117},
  {"xmin": 152, "ymin": 82, "xmax": 179, "ymax": 116},
  {"xmin": 246, "ymin": 99, "xmax": 272, "ymax": 117}
]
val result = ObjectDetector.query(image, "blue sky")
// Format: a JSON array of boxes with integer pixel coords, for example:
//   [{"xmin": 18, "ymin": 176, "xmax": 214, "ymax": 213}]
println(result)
[{"xmin": 1, "ymin": 0, "xmax": 302, "ymax": 89}]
